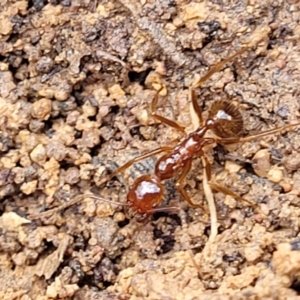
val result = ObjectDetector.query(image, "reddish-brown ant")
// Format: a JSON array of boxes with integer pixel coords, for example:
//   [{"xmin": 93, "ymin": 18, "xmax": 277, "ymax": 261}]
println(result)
[{"xmin": 28, "ymin": 45, "xmax": 300, "ymax": 221}]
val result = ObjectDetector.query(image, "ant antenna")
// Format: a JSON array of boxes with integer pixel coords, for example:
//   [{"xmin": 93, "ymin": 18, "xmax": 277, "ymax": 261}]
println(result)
[{"xmin": 28, "ymin": 193, "xmax": 129, "ymax": 220}]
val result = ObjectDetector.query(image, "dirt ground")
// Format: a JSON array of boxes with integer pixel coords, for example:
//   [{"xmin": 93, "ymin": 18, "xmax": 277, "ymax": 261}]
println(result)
[{"xmin": 1, "ymin": 0, "xmax": 300, "ymax": 299}]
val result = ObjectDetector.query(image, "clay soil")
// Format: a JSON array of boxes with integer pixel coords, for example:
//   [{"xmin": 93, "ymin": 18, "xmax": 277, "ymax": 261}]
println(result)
[{"xmin": 1, "ymin": 0, "xmax": 300, "ymax": 299}]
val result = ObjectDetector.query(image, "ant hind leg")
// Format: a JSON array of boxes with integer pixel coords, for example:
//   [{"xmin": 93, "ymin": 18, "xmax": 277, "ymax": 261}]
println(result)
[
  {"xmin": 151, "ymin": 90, "xmax": 186, "ymax": 132},
  {"xmin": 189, "ymin": 87, "xmax": 204, "ymax": 126},
  {"xmin": 217, "ymin": 122, "xmax": 300, "ymax": 145},
  {"xmin": 191, "ymin": 47, "xmax": 250, "ymax": 89}
]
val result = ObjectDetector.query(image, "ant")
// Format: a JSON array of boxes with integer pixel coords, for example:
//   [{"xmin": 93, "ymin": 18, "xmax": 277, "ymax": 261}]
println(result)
[{"xmin": 28, "ymin": 45, "xmax": 300, "ymax": 221}]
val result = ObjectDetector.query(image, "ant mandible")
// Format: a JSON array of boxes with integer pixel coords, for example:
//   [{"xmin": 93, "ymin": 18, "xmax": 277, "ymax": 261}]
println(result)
[{"xmin": 28, "ymin": 45, "xmax": 300, "ymax": 221}]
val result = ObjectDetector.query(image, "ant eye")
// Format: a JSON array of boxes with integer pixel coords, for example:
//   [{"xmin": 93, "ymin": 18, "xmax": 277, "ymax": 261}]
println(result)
[{"xmin": 209, "ymin": 100, "xmax": 244, "ymax": 138}]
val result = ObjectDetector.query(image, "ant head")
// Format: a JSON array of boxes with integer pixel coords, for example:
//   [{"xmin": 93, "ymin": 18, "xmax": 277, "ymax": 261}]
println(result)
[
  {"xmin": 127, "ymin": 175, "xmax": 164, "ymax": 214},
  {"xmin": 207, "ymin": 100, "xmax": 244, "ymax": 138}
]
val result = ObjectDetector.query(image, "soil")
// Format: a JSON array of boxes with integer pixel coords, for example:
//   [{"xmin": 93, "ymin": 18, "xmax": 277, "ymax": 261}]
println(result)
[{"xmin": 1, "ymin": 0, "xmax": 300, "ymax": 299}]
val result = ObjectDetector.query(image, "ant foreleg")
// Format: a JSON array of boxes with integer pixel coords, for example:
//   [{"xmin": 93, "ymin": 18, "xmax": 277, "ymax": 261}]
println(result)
[
  {"xmin": 175, "ymin": 160, "xmax": 205, "ymax": 210},
  {"xmin": 100, "ymin": 146, "xmax": 174, "ymax": 185},
  {"xmin": 151, "ymin": 90, "xmax": 186, "ymax": 132}
]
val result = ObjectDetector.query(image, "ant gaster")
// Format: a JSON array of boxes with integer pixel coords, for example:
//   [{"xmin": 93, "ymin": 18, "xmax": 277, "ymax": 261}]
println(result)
[{"xmin": 28, "ymin": 46, "xmax": 300, "ymax": 221}]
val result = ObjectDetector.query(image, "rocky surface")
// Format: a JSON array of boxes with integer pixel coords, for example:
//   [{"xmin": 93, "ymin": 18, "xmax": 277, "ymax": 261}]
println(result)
[{"xmin": 1, "ymin": 0, "xmax": 300, "ymax": 299}]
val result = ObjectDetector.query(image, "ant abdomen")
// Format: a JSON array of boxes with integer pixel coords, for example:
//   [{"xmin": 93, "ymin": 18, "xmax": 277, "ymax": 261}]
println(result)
[
  {"xmin": 127, "ymin": 175, "xmax": 165, "ymax": 213},
  {"xmin": 208, "ymin": 100, "xmax": 244, "ymax": 138}
]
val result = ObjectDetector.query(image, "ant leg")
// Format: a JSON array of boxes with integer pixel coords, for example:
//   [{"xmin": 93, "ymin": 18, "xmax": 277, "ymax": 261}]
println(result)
[
  {"xmin": 175, "ymin": 160, "xmax": 205, "ymax": 209},
  {"xmin": 151, "ymin": 90, "xmax": 185, "ymax": 132},
  {"xmin": 208, "ymin": 182, "xmax": 260, "ymax": 211},
  {"xmin": 201, "ymin": 153, "xmax": 259, "ymax": 210},
  {"xmin": 192, "ymin": 47, "xmax": 250, "ymax": 89},
  {"xmin": 189, "ymin": 87, "xmax": 204, "ymax": 126},
  {"xmin": 217, "ymin": 122, "xmax": 300, "ymax": 145},
  {"xmin": 101, "ymin": 146, "xmax": 173, "ymax": 184},
  {"xmin": 190, "ymin": 40, "xmax": 266, "ymax": 129}
]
